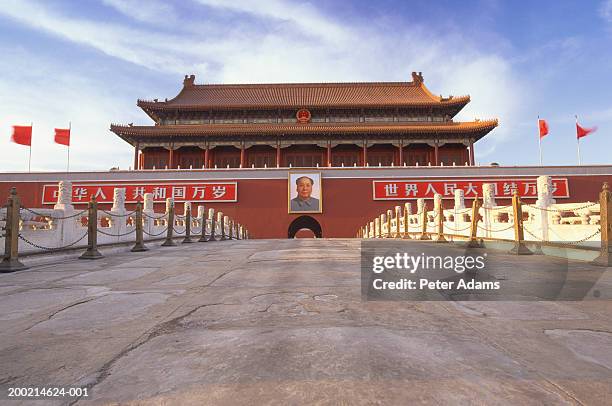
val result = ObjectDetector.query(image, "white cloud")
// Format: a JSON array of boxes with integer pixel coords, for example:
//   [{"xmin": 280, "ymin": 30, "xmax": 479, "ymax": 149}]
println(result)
[
  {"xmin": 601, "ymin": 0, "xmax": 612, "ymax": 22},
  {"xmin": 0, "ymin": 0, "xmax": 526, "ymax": 169},
  {"xmin": 101, "ymin": 0, "xmax": 178, "ymax": 24}
]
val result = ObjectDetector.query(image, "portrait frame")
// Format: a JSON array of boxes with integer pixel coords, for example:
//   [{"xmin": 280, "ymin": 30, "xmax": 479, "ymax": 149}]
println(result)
[{"xmin": 288, "ymin": 171, "xmax": 322, "ymax": 214}]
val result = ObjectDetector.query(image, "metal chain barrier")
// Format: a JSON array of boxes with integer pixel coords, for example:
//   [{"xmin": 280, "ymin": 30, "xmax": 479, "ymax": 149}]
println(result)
[
  {"xmin": 143, "ymin": 227, "xmax": 169, "ymax": 237},
  {"xmin": 444, "ymin": 223, "xmax": 472, "ymax": 232},
  {"xmin": 523, "ymin": 226, "xmax": 601, "ymax": 246},
  {"xmin": 477, "ymin": 223, "xmax": 515, "ymax": 232},
  {"xmin": 20, "ymin": 206, "xmax": 87, "ymax": 220},
  {"xmin": 482, "ymin": 205, "xmax": 513, "ymax": 212},
  {"xmin": 97, "ymin": 228, "xmax": 137, "ymax": 237},
  {"xmin": 100, "ymin": 209, "xmax": 137, "ymax": 218},
  {"xmin": 143, "ymin": 212, "xmax": 167, "ymax": 220},
  {"xmin": 525, "ymin": 202, "xmax": 598, "ymax": 213},
  {"xmin": 18, "ymin": 232, "xmax": 88, "ymax": 251}
]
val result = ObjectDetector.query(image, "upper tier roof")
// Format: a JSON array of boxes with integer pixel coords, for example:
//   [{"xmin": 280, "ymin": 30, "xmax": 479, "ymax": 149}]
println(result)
[{"xmin": 137, "ymin": 72, "xmax": 470, "ymax": 112}]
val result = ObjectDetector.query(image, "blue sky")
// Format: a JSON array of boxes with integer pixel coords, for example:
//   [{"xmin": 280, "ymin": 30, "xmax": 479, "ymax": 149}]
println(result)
[{"xmin": 1, "ymin": 0, "xmax": 611, "ymax": 171}]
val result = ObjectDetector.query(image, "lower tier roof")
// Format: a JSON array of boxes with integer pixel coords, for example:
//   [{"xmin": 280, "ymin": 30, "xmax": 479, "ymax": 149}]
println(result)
[{"xmin": 111, "ymin": 120, "xmax": 497, "ymax": 145}]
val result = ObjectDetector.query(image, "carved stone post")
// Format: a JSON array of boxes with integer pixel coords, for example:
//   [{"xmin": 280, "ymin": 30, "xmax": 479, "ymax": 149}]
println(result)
[
  {"xmin": 374, "ymin": 217, "xmax": 381, "ymax": 238},
  {"xmin": 386, "ymin": 209, "xmax": 392, "ymax": 238},
  {"xmin": 223, "ymin": 216, "xmax": 230, "ymax": 240},
  {"xmin": 131, "ymin": 202, "xmax": 148, "ymax": 252},
  {"xmin": 394, "ymin": 206, "xmax": 401, "ymax": 238},
  {"xmin": 217, "ymin": 212, "xmax": 225, "ymax": 240},
  {"xmin": 228, "ymin": 219, "xmax": 234, "ymax": 240},
  {"xmin": 509, "ymin": 191, "xmax": 532, "ymax": 254},
  {"xmin": 435, "ymin": 194, "xmax": 447, "ymax": 243},
  {"xmin": 182, "ymin": 203, "xmax": 194, "ymax": 243},
  {"xmin": 467, "ymin": 196, "xmax": 483, "ymax": 248},
  {"xmin": 161, "ymin": 198, "xmax": 176, "ymax": 246},
  {"xmin": 0, "ymin": 188, "xmax": 28, "ymax": 272},
  {"xmin": 379, "ymin": 214, "xmax": 385, "ymax": 238},
  {"xmin": 592, "ymin": 182, "xmax": 612, "ymax": 266},
  {"xmin": 203, "ymin": 208, "xmax": 214, "ymax": 242},
  {"xmin": 80, "ymin": 197, "xmax": 103, "ymax": 259},
  {"xmin": 419, "ymin": 201, "xmax": 430, "ymax": 240},
  {"xmin": 403, "ymin": 202, "xmax": 411, "ymax": 238}
]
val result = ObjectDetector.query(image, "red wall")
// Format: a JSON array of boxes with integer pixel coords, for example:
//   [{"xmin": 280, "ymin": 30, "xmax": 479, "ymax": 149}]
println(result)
[{"xmin": 1, "ymin": 172, "xmax": 611, "ymax": 239}]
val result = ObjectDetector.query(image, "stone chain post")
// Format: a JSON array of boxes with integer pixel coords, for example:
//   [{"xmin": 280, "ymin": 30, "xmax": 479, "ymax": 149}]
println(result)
[
  {"xmin": 80, "ymin": 197, "xmax": 103, "ymax": 259},
  {"xmin": 228, "ymin": 219, "xmax": 234, "ymax": 240},
  {"xmin": 436, "ymin": 197, "xmax": 448, "ymax": 243},
  {"xmin": 217, "ymin": 212, "xmax": 225, "ymax": 240},
  {"xmin": 593, "ymin": 182, "xmax": 612, "ymax": 266},
  {"xmin": 403, "ymin": 203, "xmax": 411, "ymax": 239},
  {"xmin": 467, "ymin": 195, "xmax": 483, "ymax": 248},
  {"xmin": 0, "ymin": 187, "xmax": 28, "ymax": 272},
  {"xmin": 374, "ymin": 217, "xmax": 381, "ymax": 238},
  {"xmin": 162, "ymin": 198, "xmax": 176, "ymax": 246},
  {"xmin": 131, "ymin": 201, "xmax": 148, "ymax": 252},
  {"xmin": 394, "ymin": 206, "xmax": 401, "ymax": 238},
  {"xmin": 182, "ymin": 203, "xmax": 194, "ymax": 243},
  {"xmin": 509, "ymin": 191, "xmax": 532, "ymax": 255},
  {"xmin": 386, "ymin": 209, "xmax": 392, "ymax": 238},
  {"xmin": 419, "ymin": 202, "xmax": 430, "ymax": 240}
]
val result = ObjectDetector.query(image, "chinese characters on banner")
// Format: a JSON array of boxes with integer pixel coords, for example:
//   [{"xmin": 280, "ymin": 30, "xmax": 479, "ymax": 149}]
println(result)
[
  {"xmin": 42, "ymin": 182, "xmax": 238, "ymax": 204},
  {"xmin": 372, "ymin": 179, "xmax": 569, "ymax": 200}
]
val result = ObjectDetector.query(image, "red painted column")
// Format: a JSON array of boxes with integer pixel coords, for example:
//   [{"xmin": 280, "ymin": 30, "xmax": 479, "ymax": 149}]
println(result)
[
  {"xmin": 203, "ymin": 146, "xmax": 209, "ymax": 168},
  {"xmin": 168, "ymin": 147, "xmax": 174, "ymax": 169},
  {"xmin": 240, "ymin": 144, "xmax": 245, "ymax": 168},
  {"xmin": 362, "ymin": 142, "xmax": 368, "ymax": 166},
  {"xmin": 133, "ymin": 142, "xmax": 139, "ymax": 170},
  {"xmin": 276, "ymin": 142, "xmax": 281, "ymax": 168},
  {"xmin": 327, "ymin": 142, "xmax": 332, "ymax": 167},
  {"xmin": 469, "ymin": 139, "xmax": 475, "ymax": 166},
  {"xmin": 139, "ymin": 150, "xmax": 144, "ymax": 169},
  {"xmin": 434, "ymin": 141, "xmax": 439, "ymax": 166},
  {"xmin": 398, "ymin": 141, "xmax": 403, "ymax": 166}
]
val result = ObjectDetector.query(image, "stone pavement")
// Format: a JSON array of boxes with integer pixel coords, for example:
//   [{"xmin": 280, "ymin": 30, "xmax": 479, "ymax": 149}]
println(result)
[{"xmin": 0, "ymin": 239, "xmax": 611, "ymax": 405}]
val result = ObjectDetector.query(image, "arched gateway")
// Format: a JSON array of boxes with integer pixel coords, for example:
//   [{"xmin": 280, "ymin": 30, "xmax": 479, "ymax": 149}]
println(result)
[{"xmin": 288, "ymin": 216, "xmax": 322, "ymax": 239}]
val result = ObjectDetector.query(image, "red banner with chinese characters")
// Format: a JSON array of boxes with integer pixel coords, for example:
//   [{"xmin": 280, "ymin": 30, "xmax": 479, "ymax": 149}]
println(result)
[
  {"xmin": 373, "ymin": 178, "xmax": 569, "ymax": 200},
  {"xmin": 42, "ymin": 182, "xmax": 237, "ymax": 204}
]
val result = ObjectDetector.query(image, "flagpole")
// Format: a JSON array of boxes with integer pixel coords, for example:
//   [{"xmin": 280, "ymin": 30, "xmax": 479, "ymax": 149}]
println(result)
[
  {"xmin": 575, "ymin": 115, "xmax": 582, "ymax": 165},
  {"xmin": 67, "ymin": 121, "xmax": 71, "ymax": 172},
  {"xmin": 538, "ymin": 116, "xmax": 542, "ymax": 166},
  {"xmin": 29, "ymin": 122, "xmax": 33, "ymax": 172}
]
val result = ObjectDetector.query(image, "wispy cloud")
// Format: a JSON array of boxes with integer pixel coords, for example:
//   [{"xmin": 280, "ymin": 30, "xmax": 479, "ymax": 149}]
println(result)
[
  {"xmin": 601, "ymin": 0, "xmax": 612, "ymax": 22},
  {"xmin": 0, "ymin": 0, "xmax": 527, "ymax": 169}
]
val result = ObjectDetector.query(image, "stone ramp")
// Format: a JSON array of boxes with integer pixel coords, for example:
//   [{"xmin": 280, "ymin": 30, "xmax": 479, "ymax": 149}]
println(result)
[{"xmin": 0, "ymin": 239, "xmax": 610, "ymax": 405}]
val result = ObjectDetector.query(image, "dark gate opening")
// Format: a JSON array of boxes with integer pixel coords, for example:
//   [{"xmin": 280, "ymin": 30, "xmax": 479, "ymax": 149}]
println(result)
[{"xmin": 288, "ymin": 216, "xmax": 322, "ymax": 238}]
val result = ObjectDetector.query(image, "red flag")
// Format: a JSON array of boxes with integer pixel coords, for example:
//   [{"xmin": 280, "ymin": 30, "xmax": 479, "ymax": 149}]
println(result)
[
  {"xmin": 576, "ymin": 123, "xmax": 597, "ymax": 139},
  {"xmin": 54, "ymin": 128, "xmax": 70, "ymax": 146},
  {"xmin": 538, "ymin": 119, "xmax": 549, "ymax": 138},
  {"xmin": 11, "ymin": 125, "xmax": 32, "ymax": 146}
]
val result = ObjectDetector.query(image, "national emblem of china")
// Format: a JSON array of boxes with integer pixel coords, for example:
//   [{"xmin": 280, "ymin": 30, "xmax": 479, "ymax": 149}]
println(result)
[{"xmin": 296, "ymin": 108, "xmax": 311, "ymax": 123}]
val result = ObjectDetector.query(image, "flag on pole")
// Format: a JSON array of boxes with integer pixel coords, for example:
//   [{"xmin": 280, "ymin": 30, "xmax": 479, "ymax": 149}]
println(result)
[
  {"xmin": 54, "ymin": 128, "xmax": 71, "ymax": 146},
  {"xmin": 576, "ymin": 122, "xmax": 597, "ymax": 139},
  {"xmin": 11, "ymin": 125, "xmax": 32, "ymax": 146},
  {"xmin": 538, "ymin": 119, "xmax": 549, "ymax": 138}
]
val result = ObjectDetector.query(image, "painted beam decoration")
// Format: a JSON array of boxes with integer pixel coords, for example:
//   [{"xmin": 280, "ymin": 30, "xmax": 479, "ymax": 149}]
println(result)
[
  {"xmin": 373, "ymin": 178, "xmax": 569, "ymax": 200},
  {"xmin": 42, "ymin": 182, "xmax": 237, "ymax": 204}
]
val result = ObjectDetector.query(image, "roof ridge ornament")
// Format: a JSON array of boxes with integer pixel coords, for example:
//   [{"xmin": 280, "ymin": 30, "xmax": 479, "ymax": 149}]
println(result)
[
  {"xmin": 183, "ymin": 74, "xmax": 196, "ymax": 87},
  {"xmin": 411, "ymin": 71, "xmax": 424, "ymax": 84}
]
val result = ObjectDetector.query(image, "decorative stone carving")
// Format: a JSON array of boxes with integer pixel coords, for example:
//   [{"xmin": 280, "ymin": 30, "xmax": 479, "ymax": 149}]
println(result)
[
  {"xmin": 143, "ymin": 193, "xmax": 154, "ymax": 212},
  {"xmin": 111, "ymin": 188, "xmax": 127, "ymax": 213},
  {"xmin": 536, "ymin": 175, "xmax": 556, "ymax": 207},
  {"xmin": 404, "ymin": 202, "xmax": 412, "ymax": 215},
  {"xmin": 166, "ymin": 198, "xmax": 174, "ymax": 213},
  {"xmin": 482, "ymin": 183, "xmax": 497, "ymax": 207},
  {"xmin": 417, "ymin": 198, "xmax": 425, "ymax": 214},
  {"xmin": 454, "ymin": 189, "xmax": 465, "ymax": 209},
  {"xmin": 433, "ymin": 193, "xmax": 442, "ymax": 212},
  {"xmin": 54, "ymin": 181, "xmax": 74, "ymax": 212}
]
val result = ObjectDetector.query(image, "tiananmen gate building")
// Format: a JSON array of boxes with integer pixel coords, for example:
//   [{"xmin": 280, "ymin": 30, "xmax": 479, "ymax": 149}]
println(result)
[
  {"xmin": 111, "ymin": 72, "xmax": 497, "ymax": 170},
  {"xmin": 2, "ymin": 72, "xmax": 611, "ymax": 239}
]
